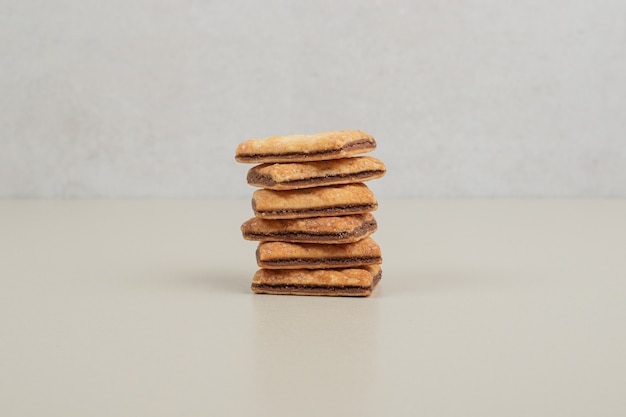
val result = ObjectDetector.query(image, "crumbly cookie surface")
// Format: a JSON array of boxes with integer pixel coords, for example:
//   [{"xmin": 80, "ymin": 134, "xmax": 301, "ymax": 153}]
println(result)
[
  {"xmin": 247, "ymin": 156, "xmax": 386, "ymax": 190},
  {"xmin": 252, "ymin": 183, "xmax": 377, "ymax": 219},
  {"xmin": 240, "ymin": 213, "xmax": 377, "ymax": 243},
  {"xmin": 257, "ymin": 237, "xmax": 382, "ymax": 269},
  {"xmin": 235, "ymin": 130, "xmax": 376, "ymax": 163},
  {"xmin": 251, "ymin": 265, "xmax": 382, "ymax": 296}
]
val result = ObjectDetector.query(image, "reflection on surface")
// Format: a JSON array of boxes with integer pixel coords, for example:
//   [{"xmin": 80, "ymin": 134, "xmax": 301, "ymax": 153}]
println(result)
[{"xmin": 252, "ymin": 295, "xmax": 379, "ymax": 416}]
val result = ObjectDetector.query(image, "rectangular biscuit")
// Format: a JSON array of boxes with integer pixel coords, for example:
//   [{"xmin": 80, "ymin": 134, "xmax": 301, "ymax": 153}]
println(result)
[
  {"xmin": 247, "ymin": 156, "xmax": 386, "ymax": 190},
  {"xmin": 252, "ymin": 183, "xmax": 377, "ymax": 219},
  {"xmin": 251, "ymin": 265, "xmax": 382, "ymax": 297},
  {"xmin": 256, "ymin": 237, "xmax": 382, "ymax": 269},
  {"xmin": 235, "ymin": 130, "xmax": 376, "ymax": 163},
  {"xmin": 240, "ymin": 213, "xmax": 378, "ymax": 244}
]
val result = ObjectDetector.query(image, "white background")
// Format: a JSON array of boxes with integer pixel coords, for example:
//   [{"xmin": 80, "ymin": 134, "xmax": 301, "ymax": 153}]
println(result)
[{"xmin": 2, "ymin": 0, "xmax": 625, "ymax": 198}]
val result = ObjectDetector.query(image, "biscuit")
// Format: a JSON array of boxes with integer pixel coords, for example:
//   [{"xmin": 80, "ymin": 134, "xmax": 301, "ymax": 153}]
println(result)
[
  {"xmin": 256, "ymin": 237, "xmax": 382, "ymax": 269},
  {"xmin": 246, "ymin": 156, "xmax": 386, "ymax": 190},
  {"xmin": 240, "ymin": 213, "xmax": 377, "ymax": 244},
  {"xmin": 252, "ymin": 183, "xmax": 377, "ymax": 219},
  {"xmin": 235, "ymin": 130, "xmax": 376, "ymax": 163},
  {"xmin": 251, "ymin": 265, "xmax": 382, "ymax": 296}
]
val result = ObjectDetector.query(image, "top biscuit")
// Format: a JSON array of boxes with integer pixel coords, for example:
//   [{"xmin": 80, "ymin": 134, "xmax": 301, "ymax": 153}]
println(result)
[{"xmin": 235, "ymin": 130, "xmax": 376, "ymax": 163}]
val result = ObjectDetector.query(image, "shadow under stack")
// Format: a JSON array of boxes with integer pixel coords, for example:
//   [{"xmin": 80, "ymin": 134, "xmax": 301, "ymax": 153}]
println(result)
[{"xmin": 235, "ymin": 130, "xmax": 386, "ymax": 297}]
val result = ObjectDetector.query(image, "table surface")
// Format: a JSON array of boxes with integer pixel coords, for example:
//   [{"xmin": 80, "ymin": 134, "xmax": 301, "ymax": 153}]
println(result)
[{"xmin": 1, "ymin": 199, "xmax": 625, "ymax": 417}]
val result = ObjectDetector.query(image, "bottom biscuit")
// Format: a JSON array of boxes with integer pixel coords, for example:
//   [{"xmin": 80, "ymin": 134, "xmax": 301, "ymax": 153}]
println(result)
[{"xmin": 251, "ymin": 265, "xmax": 382, "ymax": 297}]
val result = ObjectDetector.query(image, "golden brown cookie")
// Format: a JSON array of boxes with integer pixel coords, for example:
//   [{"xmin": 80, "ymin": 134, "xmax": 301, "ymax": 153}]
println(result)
[
  {"xmin": 256, "ymin": 237, "xmax": 382, "ymax": 269},
  {"xmin": 246, "ymin": 156, "xmax": 386, "ymax": 190},
  {"xmin": 235, "ymin": 130, "xmax": 376, "ymax": 163},
  {"xmin": 252, "ymin": 183, "xmax": 377, "ymax": 219},
  {"xmin": 240, "ymin": 213, "xmax": 377, "ymax": 244},
  {"xmin": 251, "ymin": 265, "xmax": 382, "ymax": 296}
]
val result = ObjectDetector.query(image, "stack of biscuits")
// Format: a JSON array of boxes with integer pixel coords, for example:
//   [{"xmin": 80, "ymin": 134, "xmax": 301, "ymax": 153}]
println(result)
[{"xmin": 235, "ymin": 130, "xmax": 386, "ymax": 297}]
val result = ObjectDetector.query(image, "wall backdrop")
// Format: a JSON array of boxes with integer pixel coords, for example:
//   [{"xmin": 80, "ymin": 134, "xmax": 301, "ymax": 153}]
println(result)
[{"xmin": 2, "ymin": 0, "xmax": 625, "ymax": 198}]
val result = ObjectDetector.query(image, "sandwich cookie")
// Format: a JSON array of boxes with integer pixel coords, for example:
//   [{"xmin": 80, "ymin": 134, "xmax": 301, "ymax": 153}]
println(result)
[
  {"xmin": 256, "ymin": 237, "xmax": 382, "ymax": 269},
  {"xmin": 235, "ymin": 130, "xmax": 376, "ymax": 163},
  {"xmin": 247, "ymin": 156, "xmax": 386, "ymax": 190},
  {"xmin": 240, "ymin": 213, "xmax": 377, "ymax": 244},
  {"xmin": 252, "ymin": 183, "xmax": 377, "ymax": 219},
  {"xmin": 251, "ymin": 264, "xmax": 382, "ymax": 297}
]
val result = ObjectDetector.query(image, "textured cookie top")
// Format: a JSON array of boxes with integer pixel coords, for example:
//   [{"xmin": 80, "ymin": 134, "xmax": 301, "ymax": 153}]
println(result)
[
  {"xmin": 252, "ymin": 183, "xmax": 377, "ymax": 219},
  {"xmin": 242, "ymin": 213, "xmax": 375, "ymax": 235},
  {"xmin": 235, "ymin": 130, "xmax": 376, "ymax": 163},
  {"xmin": 240, "ymin": 213, "xmax": 378, "ymax": 243},
  {"xmin": 257, "ymin": 237, "xmax": 382, "ymax": 262},
  {"xmin": 253, "ymin": 183, "xmax": 376, "ymax": 212},
  {"xmin": 247, "ymin": 156, "xmax": 386, "ymax": 190},
  {"xmin": 252, "ymin": 264, "xmax": 381, "ymax": 287}
]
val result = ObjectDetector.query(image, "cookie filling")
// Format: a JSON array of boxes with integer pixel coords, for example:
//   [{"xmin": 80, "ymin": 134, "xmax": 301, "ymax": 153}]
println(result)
[
  {"xmin": 258, "ymin": 257, "xmax": 382, "ymax": 267},
  {"xmin": 244, "ymin": 230, "xmax": 370, "ymax": 242},
  {"xmin": 248, "ymin": 169, "xmax": 385, "ymax": 188},
  {"xmin": 251, "ymin": 284, "xmax": 371, "ymax": 294},
  {"xmin": 255, "ymin": 203, "xmax": 378, "ymax": 218}
]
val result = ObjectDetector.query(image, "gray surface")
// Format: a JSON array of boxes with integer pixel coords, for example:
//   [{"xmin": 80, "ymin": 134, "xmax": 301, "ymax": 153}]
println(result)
[
  {"xmin": 1, "ymin": 199, "xmax": 625, "ymax": 416},
  {"xmin": 1, "ymin": 0, "xmax": 626, "ymax": 198}
]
